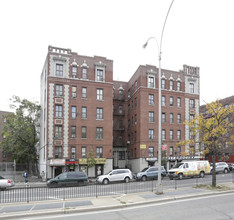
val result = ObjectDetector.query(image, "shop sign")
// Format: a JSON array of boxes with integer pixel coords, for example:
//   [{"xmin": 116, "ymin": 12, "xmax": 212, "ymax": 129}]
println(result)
[
  {"xmin": 140, "ymin": 144, "xmax": 146, "ymax": 149},
  {"xmin": 49, "ymin": 159, "xmax": 65, "ymax": 166},
  {"xmin": 79, "ymin": 158, "xmax": 106, "ymax": 164},
  {"xmin": 65, "ymin": 159, "xmax": 78, "ymax": 165}
]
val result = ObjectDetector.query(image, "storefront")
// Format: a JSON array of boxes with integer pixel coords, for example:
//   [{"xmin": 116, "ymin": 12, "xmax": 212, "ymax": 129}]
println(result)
[
  {"xmin": 49, "ymin": 159, "xmax": 66, "ymax": 178},
  {"xmin": 79, "ymin": 158, "xmax": 106, "ymax": 177},
  {"xmin": 65, "ymin": 159, "xmax": 79, "ymax": 172}
]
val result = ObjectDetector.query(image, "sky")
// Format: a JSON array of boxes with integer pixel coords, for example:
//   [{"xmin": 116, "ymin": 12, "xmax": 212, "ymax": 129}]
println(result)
[{"xmin": 0, "ymin": 0, "xmax": 233, "ymax": 112}]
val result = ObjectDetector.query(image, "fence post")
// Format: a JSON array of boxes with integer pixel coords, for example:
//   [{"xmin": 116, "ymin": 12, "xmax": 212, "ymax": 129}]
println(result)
[
  {"xmin": 26, "ymin": 185, "xmax": 30, "ymax": 203},
  {"xmin": 96, "ymin": 183, "xmax": 98, "ymax": 198}
]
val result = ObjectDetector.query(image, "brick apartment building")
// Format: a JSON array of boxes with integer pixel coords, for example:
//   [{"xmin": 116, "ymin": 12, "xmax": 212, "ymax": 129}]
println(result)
[
  {"xmin": 40, "ymin": 46, "xmax": 200, "ymax": 178},
  {"xmin": 0, "ymin": 111, "xmax": 13, "ymax": 163},
  {"xmin": 200, "ymin": 95, "xmax": 234, "ymax": 163}
]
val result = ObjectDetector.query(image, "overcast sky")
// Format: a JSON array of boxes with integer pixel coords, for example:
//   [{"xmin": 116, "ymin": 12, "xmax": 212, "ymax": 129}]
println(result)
[{"xmin": 1, "ymin": 0, "xmax": 233, "ymax": 112}]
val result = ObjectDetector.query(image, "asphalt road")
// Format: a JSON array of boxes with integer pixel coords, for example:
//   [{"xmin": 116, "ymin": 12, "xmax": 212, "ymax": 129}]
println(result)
[{"xmin": 20, "ymin": 192, "xmax": 234, "ymax": 220}]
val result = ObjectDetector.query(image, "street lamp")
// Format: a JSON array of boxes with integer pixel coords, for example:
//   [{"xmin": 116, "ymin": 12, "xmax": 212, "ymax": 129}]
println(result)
[{"xmin": 143, "ymin": 0, "xmax": 174, "ymax": 194}]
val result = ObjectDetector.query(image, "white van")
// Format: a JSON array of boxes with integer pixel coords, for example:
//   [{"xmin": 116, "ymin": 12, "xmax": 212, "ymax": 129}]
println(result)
[{"xmin": 168, "ymin": 160, "xmax": 210, "ymax": 180}]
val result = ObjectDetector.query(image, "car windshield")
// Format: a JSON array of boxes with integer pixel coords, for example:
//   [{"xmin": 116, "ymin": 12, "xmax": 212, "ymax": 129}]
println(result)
[
  {"xmin": 173, "ymin": 163, "xmax": 184, "ymax": 168},
  {"xmin": 141, "ymin": 168, "xmax": 148, "ymax": 172}
]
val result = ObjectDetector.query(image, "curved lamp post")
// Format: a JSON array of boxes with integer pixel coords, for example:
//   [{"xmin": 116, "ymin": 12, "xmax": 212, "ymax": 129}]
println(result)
[{"xmin": 143, "ymin": 0, "xmax": 175, "ymax": 194}]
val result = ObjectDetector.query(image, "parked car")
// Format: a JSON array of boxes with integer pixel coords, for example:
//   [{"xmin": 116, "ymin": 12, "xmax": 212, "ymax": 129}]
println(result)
[
  {"xmin": 168, "ymin": 160, "xmax": 210, "ymax": 180},
  {"xmin": 210, "ymin": 162, "xmax": 229, "ymax": 174},
  {"xmin": 0, "ymin": 176, "xmax": 15, "ymax": 190},
  {"xmin": 135, "ymin": 166, "xmax": 166, "ymax": 181},
  {"xmin": 228, "ymin": 163, "xmax": 234, "ymax": 171},
  {"xmin": 47, "ymin": 171, "xmax": 88, "ymax": 187},
  {"xmin": 96, "ymin": 169, "xmax": 133, "ymax": 184}
]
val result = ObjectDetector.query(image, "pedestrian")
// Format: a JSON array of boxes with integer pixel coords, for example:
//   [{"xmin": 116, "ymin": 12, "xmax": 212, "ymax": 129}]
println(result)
[{"xmin": 24, "ymin": 170, "xmax": 28, "ymax": 184}]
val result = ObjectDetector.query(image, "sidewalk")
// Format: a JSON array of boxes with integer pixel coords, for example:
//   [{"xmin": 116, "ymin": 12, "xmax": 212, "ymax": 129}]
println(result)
[{"xmin": 1, "ymin": 182, "xmax": 234, "ymax": 219}]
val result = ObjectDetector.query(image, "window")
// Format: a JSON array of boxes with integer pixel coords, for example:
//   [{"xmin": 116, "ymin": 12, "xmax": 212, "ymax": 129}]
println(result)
[
  {"xmin": 55, "ymin": 125, "xmax": 62, "ymax": 139},
  {"xmin": 170, "ymin": 113, "xmax": 174, "ymax": 124},
  {"xmin": 128, "ymin": 119, "xmax": 130, "ymax": 129},
  {"xmin": 149, "ymin": 94, "xmax": 154, "ymax": 105},
  {"xmin": 55, "ymin": 146, "xmax": 62, "ymax": 158},
  {"xmin": 128, "ymin": 104, "xmax": 130, "ymax": 115},
  {"xmin": 149, "ymin": 147, "xmax": 154, "ymax": 157},
  {"xmin": 56, "ymin": 64, "xmax": 63, "ymax": 77},
  {"xmin": 177, "ymin": 81, "xmax": 181, "ymax": 91},
  {"xmin": 170, "ymin": 146, "xmax": 174, "ymax": 156},
  {"xmin": 170, "ymin": 96, "xmax": 174, "ymax": 106},
  {"xmin": 119, "ymin": 105, "xmax": 123, "ymax": 114},
  {"xmin": 55, "ymin": 105, "xmax": 63, "ymax": 118},
  {"xmin": 96, "ymin": 69, "xmax": 104, "ymax": 81},
  {"xmin": 148, "ymin": 76, "xmax": 154, "ymax": 88},
  {"xmin": 97, "ymin": 89, "xmax": 103, "ymax": 100},
  {"xmin": 162, "ymin": 79, "xmax": 166, "ymax": 89},
  {"xmin": 128, "ymin": 89, "xmax": 130, "ymax": 98},
  {"xmin": 119, "ymin": 135, "xmax": 123, "ymax": 145},
  {"xmin": 82, "ymin": 87, "xmax": 87, "ymax": 98},
  {"xmin": 72, "ymin": 66, "xmax": 77, "ymax": 78},
  {"xmin": 55, "ymin": 84, "xmax": 63, "ymax": 96},
  {"xmin": 71, "ymin": 106, "xmax": 77, "ymax": 119},
  {"xmin": 71, "ymin": 147, "xmax": 76, "ymax": 159},
  {"xmin": 135, "ymin": 81, "xmax": 137, "ymax": 91},
  {"xmin": 162, "ymin": 129, "xmax": 166, "ymax": 141},
  {"xmin": 96, "ymin": 108, "xmax": 103, "ymax": 120},
  {"xmin": 190, "ymin": 130, "xmax": 195, "ymax": 140},
  {"xmin": 170, "ymin": 130, "xmax": 174, "ymax": 140},
  {"xmin": 190, "ymin": 114, "xmax": 194, "ymax": 121},
  {"xmin": 177, "ymin": 114, "xmax": 181, "ymax": 124},
  {"xmin": 119, "ymin": 89, "xmax": 123, "ymax": 99},
  {"xmin": 177, "ymin": 130, "xmax": 181, "ymax": 140},
  {"xmin": 81, "ymin": 107, "xmax": 87, "ymax": 119},
  {"xmin": 96, "ymin": 147, "xmax": 103, "ymax": 158},
  {"xmin": 149, "ymin": 112, "xmax": 154, "ymax": 122},
  {"xmin": 162, "ymin": 96, "xmax": 166, "ymax": 106},
  {"xmin": 189, "ymin": 83, "xmax": 194, "ymax": 93},
  {"xmin": 119, "ymin": 119, "xmax": 123, "ymax": 129},
  {"xmin": 71, "ymin": 126, "xmax": 76, "ymax": 138},
  {"xmin": 177, "ymin": 146, "xmax": 181, "ymax": 156},
  {"xmin": 170, "ymin": 80, "xmax": 174, "ymax": 90},
  {"xmin": 134, "ymin": 97, "xmax": 137, "ymax": 108},
  {"xmin": 134, "ymin": 114, "xmax": 137, "ymax": 125},
  {"xmin": 82, "ymin": 68, "xmax": 87, "ymax": 79},
  {"xmin": 148, "ymin": 129, "xmax": 154, "ymax": 140},
  {"xmin": 190, "ymin": 99, "xmax": 195, "ymax": 108},
  {"xmin": 81, "ymin": 147, "xmax": 86, "ymax": 158},
  {"xmin": 96, "ymin": 127, "xmax": 103, "ymax": 140},
  {"xmin": 119, "ymin": 151, "xmax": 125, "ymax": 160},
  {"xmin": 72, "ymin": 86, "xmax": 77, "ymax": 98},
  {"xmin": 177, "ymin": 97, "xmax": 181, "ymax": 108},
  {"xmin": 81, "ymin": 126, "xmax": 87, "ymax": 138},
  {"xmin": 162, "ymin": 112, "xmax": 166, "ymax": 123}
]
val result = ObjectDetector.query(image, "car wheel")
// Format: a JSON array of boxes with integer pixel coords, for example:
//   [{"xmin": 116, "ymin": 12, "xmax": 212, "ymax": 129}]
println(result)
[
  {"xmin": 224, "ymin": 168, "xmax": 228, "ymax": 174},
  {"xmin": 103, "ymin": 178, "xmax": 109, "ymax": 185},
  {"xmin": 169, "ymin": 177, "xmax": 173, "ymax": 180},
  {"xmin": 200, "ymin": 171, "xmax": 205, "ymax": 178},
  {"xmin": 51, "ymin": 182, "xmax": 57, "ymax": 188},
  {"xmin": 178, "ymin": 173, "xmax": 183, "ymax": 180},
  {"xmin": 141, "ymin": 176, "xmax": 147, "ymax": 181},
  {"xmin": 124, "ymin": 177, "xmax": 130, "ymax": 183},
  {"xmin": 161, "ymin": 174, "xmax": 164, "ymax": 180}
]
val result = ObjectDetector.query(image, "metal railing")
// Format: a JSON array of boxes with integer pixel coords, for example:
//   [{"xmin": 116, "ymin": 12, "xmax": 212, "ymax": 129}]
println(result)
[{"xmin": 0, "ymin": 173, "xmax": 234, "ymax": 204}]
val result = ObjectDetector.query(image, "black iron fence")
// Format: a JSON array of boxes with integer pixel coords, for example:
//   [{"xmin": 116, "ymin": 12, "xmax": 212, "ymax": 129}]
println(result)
[{"xmin": 1, "ymin": 173, "xmax": 234, "ymax": 204}]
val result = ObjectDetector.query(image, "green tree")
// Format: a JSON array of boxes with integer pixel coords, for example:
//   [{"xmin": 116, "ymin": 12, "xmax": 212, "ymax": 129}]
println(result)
[
  {"xmin": 179, "ymin": 101, "xmax": 234, "ymax": 187},
  {"xmin": 87, "ymin": 149, "xmax": 96, "ymax": 168},
  {"xmin": 0, "ymin": 96, "xmax": 41, "ymax": 175}
]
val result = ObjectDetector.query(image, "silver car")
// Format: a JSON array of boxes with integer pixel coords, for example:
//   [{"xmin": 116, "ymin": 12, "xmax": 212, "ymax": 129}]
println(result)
[
  {"xmin": 96, "ymin": 169, "xmax": 133, "ymax": 184},
  {"xmin": 0, "ymin": 176, "xmax": 15, "ymax": 190},
  {"xmin": 210, "ymin": 162, "xmax": 229, "ymax": 174}
]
